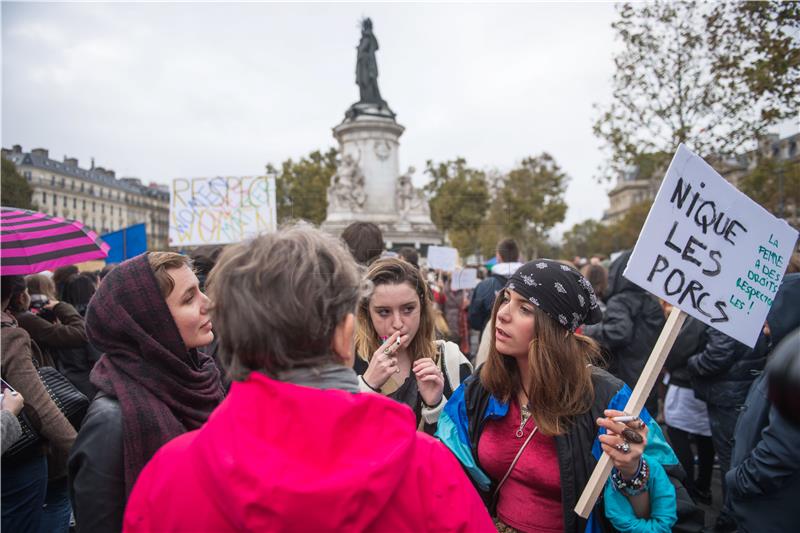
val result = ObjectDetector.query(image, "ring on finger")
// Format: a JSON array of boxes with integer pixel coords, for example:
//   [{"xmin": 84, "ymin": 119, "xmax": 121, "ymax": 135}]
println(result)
[
  {"xmin": 621, "ymin": 428, "xmax": 644, "ymax": 444},
  {"xmin": 626, "ymin": 419, "xmax": 645, "ymax": 430},
  {"xmin": 614, "ymin": 441, "xmax": 631, "ymax": 454}
]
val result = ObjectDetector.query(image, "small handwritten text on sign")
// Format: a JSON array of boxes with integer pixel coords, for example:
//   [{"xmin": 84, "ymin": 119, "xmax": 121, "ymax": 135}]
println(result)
[
  {"xmin": 623, "ymin": 144, "xmax": 798, "ymax": 348},
  {"xmin": 168, "ymin": 176, "xmax": 277, "ymax": 246}
]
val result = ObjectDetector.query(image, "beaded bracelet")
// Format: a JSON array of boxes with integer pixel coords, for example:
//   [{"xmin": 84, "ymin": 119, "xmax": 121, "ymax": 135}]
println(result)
[{"xmin": 611, "ymin": 458, "xmax": 650, "ymax": 497}]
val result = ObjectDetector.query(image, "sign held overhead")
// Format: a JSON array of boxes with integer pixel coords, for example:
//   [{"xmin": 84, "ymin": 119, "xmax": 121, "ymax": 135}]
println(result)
[
  {"xmin": 623, "ymin": 144, "xmax": 798, "ymax": 348},
  {"xmin": 169, "ymin": 176, "xmax": 277, "ymax": 246}
]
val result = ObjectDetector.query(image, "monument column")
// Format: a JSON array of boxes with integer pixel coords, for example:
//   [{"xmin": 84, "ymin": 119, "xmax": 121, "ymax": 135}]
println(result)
[{"xmin": 322, "ymin": 18, "xmax": 441, "ymax": 249}]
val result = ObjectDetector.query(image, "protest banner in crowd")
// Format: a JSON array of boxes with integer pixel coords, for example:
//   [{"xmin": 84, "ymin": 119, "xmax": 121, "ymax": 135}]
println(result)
[
  {"xmin": 451, "ymin": 267, "xmax": 479, "ymax": 290},
  {"xmin": 624, "ymin": 144, "xmax": 798, "ymax": 347},
  {"xmin": 426, "ymin": 245, "xmax": 458, "ymax": 272},
  {"xmin": 576, "ymin": 143, "xmax": 799, "ymax": 517},
  {"xmin": 168, "ymin": 176, "xmax": 277, "ymax": 246}
]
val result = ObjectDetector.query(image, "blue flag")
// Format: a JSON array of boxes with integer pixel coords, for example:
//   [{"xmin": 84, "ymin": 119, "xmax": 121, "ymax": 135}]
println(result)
[{"xmin": 101, "ymin": 223, "xmax": 148, "ymax": 263}]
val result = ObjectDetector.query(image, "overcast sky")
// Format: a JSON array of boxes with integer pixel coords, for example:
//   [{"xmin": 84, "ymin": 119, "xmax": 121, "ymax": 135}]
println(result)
[{"xmin": 3, "ymin": 2, "xmax": 652, "ymax": 238}]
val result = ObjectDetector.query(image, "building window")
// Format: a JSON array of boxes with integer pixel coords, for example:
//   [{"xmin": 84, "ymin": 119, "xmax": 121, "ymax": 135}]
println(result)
[
  {"xmin": 42, "ymin": 191, "xmax": 47, "ymax": 204},
  {"xmin": 71, "ymin": 180, "xmax": 75, "ymax": 191},
  {"xmin": 73, "ymin": 198, "xmax": 77, "ymax": 209},
  {"xmin": 53, "ymin": 193, "xmax": 57, "ymax": 206},
  {"xmin": 92, "ymin": 201, "xmax": 96, "ymax": 212},
  {"xmin": 24, "ymin": 171, "xmax": 31, "ymax": 181},
  {"xmin": 80, "ymin": 183, "xmax": 85, "ymax": 193},
  {"xmin": 82, "ymin": 199, "xmax": 86, "ymax": 209},
  {"xmin": 101, "ymin": 204, "xmax": 105, "ymax": 214},
  {"xmin": 60, "ymin": 178, "xmax": 65, "ymax": 188},
  {"xmin": 63, "ymin": 196, "xmax": 67, "ymax": 207},
  {"xmin": 51, "ymin": 175, "xmax": 56, "ymax": 186}
]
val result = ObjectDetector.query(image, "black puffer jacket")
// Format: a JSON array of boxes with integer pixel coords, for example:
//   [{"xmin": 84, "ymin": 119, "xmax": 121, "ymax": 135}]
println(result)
[
  {"xmin": 664, "ymin": 316, "xmax": 708, "ymax": 388},
  {"xmin": 582, "ymin": 251, "xmax": 665, "ymax": 411},
  {"xmin": 687, "ymin": 327, "xmax": 769, "ymax": 408}
]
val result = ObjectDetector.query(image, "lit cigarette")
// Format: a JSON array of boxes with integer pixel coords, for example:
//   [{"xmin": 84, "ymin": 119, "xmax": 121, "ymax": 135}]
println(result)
[{"xmin": 612, "ymin": 415, "xmax": 640, "ymax": 423}]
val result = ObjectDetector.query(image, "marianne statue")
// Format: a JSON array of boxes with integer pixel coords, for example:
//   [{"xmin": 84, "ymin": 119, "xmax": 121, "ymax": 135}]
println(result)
[{"xmin": 355, "ymin": 18, "xmax": 385, "ymax": 105}]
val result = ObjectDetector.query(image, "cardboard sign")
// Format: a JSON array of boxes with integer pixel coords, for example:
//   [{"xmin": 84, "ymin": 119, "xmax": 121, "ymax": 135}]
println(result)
[
  {"xmin": 169, "ymin": 176, "xmax": 277, "ymax": 246},
  {"xmin": 624, "ymin": 144, "xmax": 798, "ymax": 348},
  {"xmin": 426, "ymin": 245, "xmax": 458, "ymax": 272},
  {"xmin": 451, "ymin": 267, "xmax": 479, "ymax": 290}
]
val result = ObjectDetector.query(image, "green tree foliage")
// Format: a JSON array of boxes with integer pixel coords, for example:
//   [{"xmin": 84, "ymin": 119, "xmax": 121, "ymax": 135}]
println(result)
[
  {"xmin": 595, "ymin": 1, "xmax": 800, "ymax": 179},
  {"xmin": 271, "ymin": 148, "xmax": 338, "ymax": 225},
  {"xmin": 562, "ymin": 219, "xmax": 612, "ymax": 259},
  {"xmin": 424, "ymin": 158, "xmax": 490, "ymax": 258},
  {"xmin": 738, "ymin": 159, "xmax": 799, "ymax": 222},
  {"xmin": 477, "ymin": 196, "xmax": 510, "ymax": 259},
  {"xmin": 562, "ymin": 200, "xmax": 654, "ymax": 259},
  {"xmin": 1, "ymin": 157, "xmax": 34, "ymax": 210},
  {"xmin": 496, "ymin": 153, "xmax": 568, "ymax": 259},
  {"xmin": 707, "ymin": 2, "xmax": 800, "ymax": 133},
  {"xmin": 424, "ymin": 155, "xmax": 568, "ymax": 260}
]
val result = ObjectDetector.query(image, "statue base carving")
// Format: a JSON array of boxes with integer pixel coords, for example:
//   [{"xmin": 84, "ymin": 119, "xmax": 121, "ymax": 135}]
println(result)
[{"xmin": 322, "ymin": 102, "xmax": 442, "ymax": 249}]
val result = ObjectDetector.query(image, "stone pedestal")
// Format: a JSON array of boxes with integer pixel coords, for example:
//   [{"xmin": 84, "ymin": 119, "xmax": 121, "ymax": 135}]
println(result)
[{"xmin": 321, "ymin": 102, "xmax": 442, "ymax": 250}]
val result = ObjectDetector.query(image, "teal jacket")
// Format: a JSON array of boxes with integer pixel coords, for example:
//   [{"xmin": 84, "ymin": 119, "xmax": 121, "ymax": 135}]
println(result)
[{"xmin": 436, "ymin": 366, "xmax": 681, "ymax": 533}]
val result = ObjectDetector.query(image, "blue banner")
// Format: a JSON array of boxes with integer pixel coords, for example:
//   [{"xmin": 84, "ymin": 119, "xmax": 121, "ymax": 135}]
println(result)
[{"xmin": 101, "ymin": 223, "xmax": 147, "ymax": 263}]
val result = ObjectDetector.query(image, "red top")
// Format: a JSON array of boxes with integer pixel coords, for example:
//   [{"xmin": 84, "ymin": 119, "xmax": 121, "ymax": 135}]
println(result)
[
  {"xmin": 478, "ymin": 400, "xmax": 563, "ymax": 533},
  {"xmin": 123, "ymin": 372, "xmax": 495, "ymax": 532}
]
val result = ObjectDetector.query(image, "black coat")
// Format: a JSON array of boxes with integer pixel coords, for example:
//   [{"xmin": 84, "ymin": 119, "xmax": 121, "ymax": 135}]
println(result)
[
  {"xmin": 725, "ymin": 275, "xmax": 800, "ymax": 533},
  {"xmin": 582, "ymin": 251, "xmax": 665, "ymax": 412},
  {"xmin": 68, "ymin": 394, "xmax": 124, "ymax": 533},
  {"xmin": 664, "ymin": 317, "xmax": 708, "ymax": 389},
  {"xmin": 726, "ymin": 368, "xmax": 800, "ymax": 533},
  {"xmin": 687, "ymin": 328, "xmax": 768, "ymax": 408}
]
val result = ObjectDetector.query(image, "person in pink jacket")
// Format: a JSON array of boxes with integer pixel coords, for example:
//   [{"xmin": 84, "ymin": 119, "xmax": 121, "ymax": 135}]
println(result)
[{"xmin": 123, "ymin": 226, "xmax": 494, "ymax": 533}]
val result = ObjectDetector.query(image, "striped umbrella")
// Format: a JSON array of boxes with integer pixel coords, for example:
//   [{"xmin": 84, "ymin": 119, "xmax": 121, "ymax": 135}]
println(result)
[{"xmin": 1, "ymin": 207, "xmax": 110, "ymax": 276}]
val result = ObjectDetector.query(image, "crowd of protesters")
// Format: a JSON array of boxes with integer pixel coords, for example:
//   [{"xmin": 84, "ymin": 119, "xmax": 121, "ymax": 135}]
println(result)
[{"xmin": 1, "ymin": 220, "xmax": 799, "ymax": 533}]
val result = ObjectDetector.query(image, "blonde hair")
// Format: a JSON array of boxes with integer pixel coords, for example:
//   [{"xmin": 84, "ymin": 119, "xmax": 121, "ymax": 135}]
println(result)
[
  {"xmin": 25, "ymin": 274, "xmax": 57, "ymax": 300},
  {"xmin": 355, "ymin": 258, "xmax": 436, "ymax": 364},
  {"xmin": 480, "ymin": 293, "xmax": 600, "ymax": 436}
]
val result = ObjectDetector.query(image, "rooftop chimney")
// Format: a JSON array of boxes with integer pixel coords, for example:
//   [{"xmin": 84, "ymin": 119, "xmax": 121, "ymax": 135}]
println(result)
[
  {"xmin": 31, "ymin": 148, "xmax": 49, "ymax": 158},
  {"xmin": 63, "ymin": 156, "xmax": 78, "ymax": 168}
]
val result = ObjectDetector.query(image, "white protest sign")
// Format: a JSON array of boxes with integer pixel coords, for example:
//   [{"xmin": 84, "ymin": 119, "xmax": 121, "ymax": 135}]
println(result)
[
  {"xmin": 451, "ymin": 267, "xmax": 479, "ymax": 290},
  {"xmin": 426, "ymin": 245, "xmax": 459, "ymax": 272},
  {"xmin": 169, "ymin": 176, "xmax": 277, "ymax": 246},
  {"xmin": 575, "ymin": 144, "xmax": 798, "ymax": 519},
  {"xmin": 624, "ymin": 144, "xmax": 798, "ymax": 348}
]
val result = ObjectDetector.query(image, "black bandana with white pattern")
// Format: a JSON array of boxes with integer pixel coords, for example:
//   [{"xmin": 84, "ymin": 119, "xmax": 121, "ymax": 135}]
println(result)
[{"xmin": 504, "ymin": 259, "xmax": 603, "ymax": 332}]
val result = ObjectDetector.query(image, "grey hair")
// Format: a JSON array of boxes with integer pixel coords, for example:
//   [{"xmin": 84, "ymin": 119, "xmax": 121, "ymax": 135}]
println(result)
[{"xmin": 207, "ymin": 225, "xmax": 367, "ymax": 380}]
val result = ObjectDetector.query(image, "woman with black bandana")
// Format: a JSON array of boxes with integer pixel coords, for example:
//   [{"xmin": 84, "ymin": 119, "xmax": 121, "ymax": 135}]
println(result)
[{"xmin": 437, "ymin": 259, "xmax": 686, "ymax": 533}]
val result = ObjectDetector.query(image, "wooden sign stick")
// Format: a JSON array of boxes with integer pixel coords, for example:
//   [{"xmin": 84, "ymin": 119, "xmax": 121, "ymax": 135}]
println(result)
[{"xmin": 574, "ymin": 306, "xmax": 687, "ymax": 518}]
